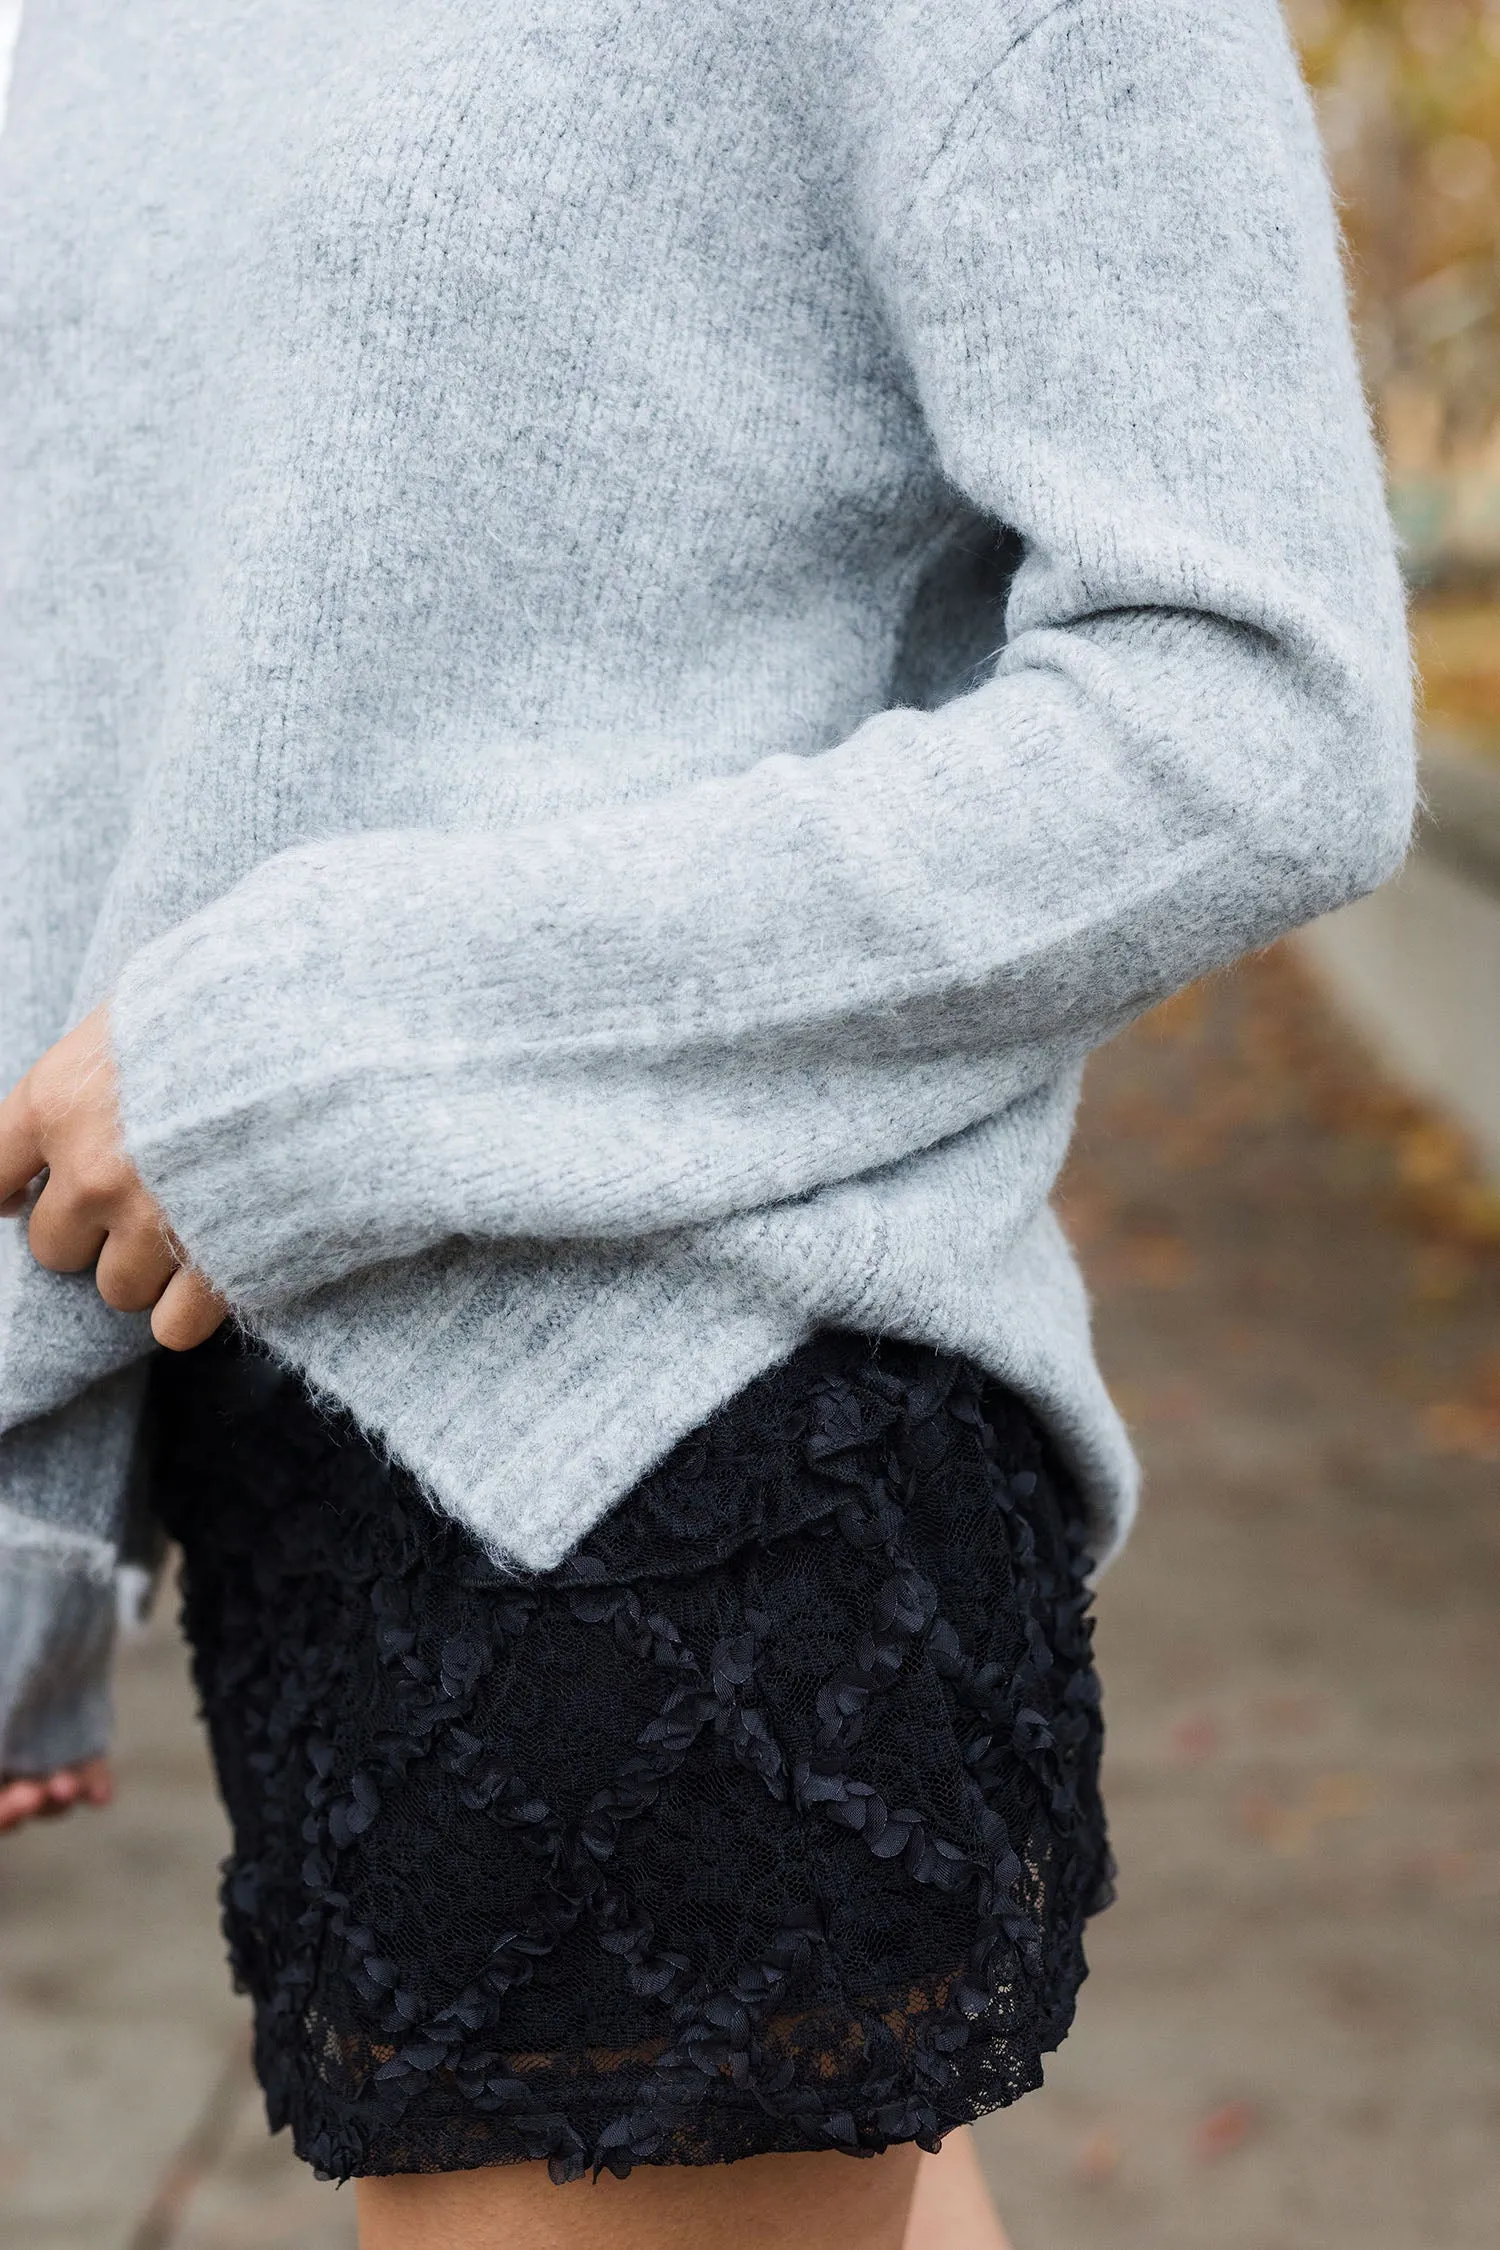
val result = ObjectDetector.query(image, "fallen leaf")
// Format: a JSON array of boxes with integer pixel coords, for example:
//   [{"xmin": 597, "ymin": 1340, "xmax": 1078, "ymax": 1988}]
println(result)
[
  {"xmin": 1193, "ymin": 2100, "xmax": 1259, "ymax": 2162},
  {"xmin": 1075, "ymin": 2124, "xmax": 1123, "ymax": 2185},
  {"xmin": 1170, "ymin": 1714, "xmax": 1219, "ymax": 1764},
  {"xmin": 1239, "ymin": 1773, "xmax": 1374, "ymax": 1854},
  {"xmin": 1420, "ymin": 1400, "xmax": 1500, "ymax": 1460},
  {"xmin": 1251, "ymin": 1691, "xmax": 1328, "ymax": 1739}
]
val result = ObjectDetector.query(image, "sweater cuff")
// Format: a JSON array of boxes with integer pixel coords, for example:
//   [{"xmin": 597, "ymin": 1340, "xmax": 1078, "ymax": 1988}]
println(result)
[{"xmin": 0, "ymin": 1514, "xmax": 117, "ymax": 1775}]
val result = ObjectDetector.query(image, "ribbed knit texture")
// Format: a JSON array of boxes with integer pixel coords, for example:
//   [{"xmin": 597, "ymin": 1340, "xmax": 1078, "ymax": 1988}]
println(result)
[{"xmin": 0, "ymin": 0, "xmax": 1413, "ymax": 1770}]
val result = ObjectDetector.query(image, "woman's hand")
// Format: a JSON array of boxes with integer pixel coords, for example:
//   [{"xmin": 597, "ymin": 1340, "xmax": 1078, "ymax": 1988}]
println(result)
[
  {"xmin": 0, "ymin": 1758, "xmax": 114, "ymax": 1834},
  {"xmin": 0, "ymin": 1006, "xmax": 227, "ymax": 1350}
]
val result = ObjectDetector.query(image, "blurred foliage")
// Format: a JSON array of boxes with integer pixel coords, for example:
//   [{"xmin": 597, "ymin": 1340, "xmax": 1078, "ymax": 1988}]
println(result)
[
  {"xmin": 1289, "ymin": 3, "xmax": 1500, "ymax": 734},
  {"xmin": 1292, "ymin": 0, "xmax": 1500, "ymax": 452},
  {"xmin": 1407, "ymin": 593, "xmax": 1500, "ymax": 743}
]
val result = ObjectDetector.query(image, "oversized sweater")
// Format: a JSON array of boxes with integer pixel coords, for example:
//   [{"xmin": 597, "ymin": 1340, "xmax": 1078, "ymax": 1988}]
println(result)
[{"xmin": 0, "ymin": 0, "xmax": 1414, "ymax": 1774}]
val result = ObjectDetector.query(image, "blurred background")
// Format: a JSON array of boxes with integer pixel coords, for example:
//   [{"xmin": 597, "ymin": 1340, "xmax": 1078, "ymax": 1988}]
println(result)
[{"xmin": 0, "ymin": 3, "xmax": 1496, "ymax": 2246}]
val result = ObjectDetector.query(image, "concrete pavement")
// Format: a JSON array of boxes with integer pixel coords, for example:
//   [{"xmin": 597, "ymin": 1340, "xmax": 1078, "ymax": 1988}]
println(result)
[{"xmin": 2, "ymin": 945, "xmax": 1496, "ymax": 2247}]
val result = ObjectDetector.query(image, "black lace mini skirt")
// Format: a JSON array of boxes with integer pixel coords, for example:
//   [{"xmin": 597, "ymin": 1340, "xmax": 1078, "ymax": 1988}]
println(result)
[{"xmin": 145, "ymin": 1327, "xmax": 1112, "ymax": 2184}]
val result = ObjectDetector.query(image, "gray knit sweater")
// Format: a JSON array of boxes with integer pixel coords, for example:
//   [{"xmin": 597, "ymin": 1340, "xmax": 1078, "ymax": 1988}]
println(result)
[{"xmin": 0, "ymin": 0, "xmax": 1413, "ymax": 1774}]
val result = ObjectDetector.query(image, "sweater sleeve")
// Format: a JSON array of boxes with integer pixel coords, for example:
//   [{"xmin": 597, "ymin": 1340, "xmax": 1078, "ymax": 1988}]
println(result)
[
  {"xmin": 109, "ymin": 0, "xmax": 1414, "ymax": 1311},
  {"xmin": 0, "ymin": 1368, "xmax": 148, "ymax": 1775}
]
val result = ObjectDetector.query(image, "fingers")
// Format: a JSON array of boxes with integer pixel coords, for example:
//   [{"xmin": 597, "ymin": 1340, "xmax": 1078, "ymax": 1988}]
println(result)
[
  {"xmin": 35, "ymin": 1770, "xmax": 81, "ymax": 1817},
  {"xmin": 0, "ymin": 1070, "xmax": 45, "ymax": 1213},
  {"xmin": 0, "ymin": 1759, "xmax": 113, "ymax": 1834},
  {"xmin": 4, "ymin": 1011, "xmax": 132, "ymax": 1258},
  {"xmin": 24, "ymin": 1151, "xmax": 223, "ymax": 1334},
  {"xmin": 74, "ymin": 1756, "xmax": 115, "ymax": 1807},
  {"xmin": 4, "ymin": 1010, "xmax": 228, "ymax": 1336},
  {"xmin": 0, "ymin": 1007, "xmax": 115, "ymax": 1208},
  {"xmin": 26, "ymin": 1170, "xmax": 114, "ymax": 1273},
  {"xmin": 0, "ymin": 1778, "xmax": 47, "ymax": 1831},
  {"xmin": 28, "ymin": 1156, "xmax": 161, "ymax": 1277},
  {"xmin": 94, "ymin": 1217, "xmax": 180, "ymax": 1313},
  {"xmin": 29, "ymin": 1177, "xmax": 219, "ymax": 1333},
  {"xmin": 152, "ymin": 1266, "xmax": 229, "ymax": 1352}
]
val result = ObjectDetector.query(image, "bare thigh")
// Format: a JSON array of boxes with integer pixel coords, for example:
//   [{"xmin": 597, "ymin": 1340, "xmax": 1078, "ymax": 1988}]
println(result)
[{"xmin": 355, "ymin": 2141, "xmax": 923, "ymax": 2250}]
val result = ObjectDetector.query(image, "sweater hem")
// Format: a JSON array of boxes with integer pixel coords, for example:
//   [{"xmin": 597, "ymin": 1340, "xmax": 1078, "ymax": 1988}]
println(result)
[{"xmin": 0, "ymin": 1520, "xmax": 117, "ymax": 1774}]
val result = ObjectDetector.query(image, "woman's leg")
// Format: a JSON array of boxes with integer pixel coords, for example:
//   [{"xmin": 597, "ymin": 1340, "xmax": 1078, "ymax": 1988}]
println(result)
[
  {"xmin": 904, "ymin": 2130, "xmax": 1013, "ymax": 2250},
  {"xmin": 355, "ymin": 2143, "xmax": 922, "ymax": 2250},
  {"xmin": 354, "ymin": 2128, "xmax": 1013, "ymax": 2250}
]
